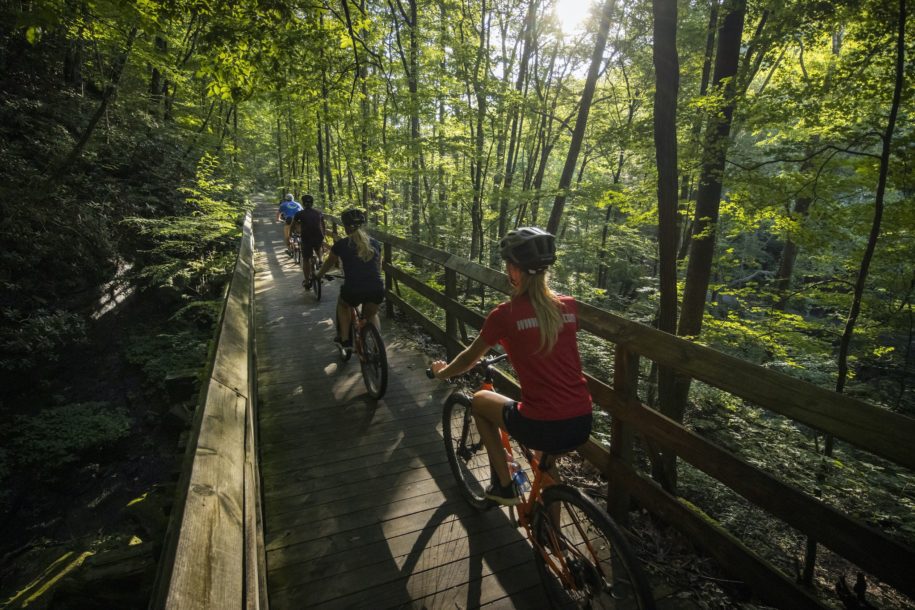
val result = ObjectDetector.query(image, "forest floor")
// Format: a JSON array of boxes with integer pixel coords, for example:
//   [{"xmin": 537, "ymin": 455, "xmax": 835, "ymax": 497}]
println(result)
[{"xmin": 0, "ymin": 292, "xmax": 183, "ymax": 609}]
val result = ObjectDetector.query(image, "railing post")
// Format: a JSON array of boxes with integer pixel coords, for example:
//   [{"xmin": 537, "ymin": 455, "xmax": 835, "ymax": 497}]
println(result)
[
  {"xmin": 609, "ymin": 345, "xmax": 637, "ymax": 527},
  {"xmin": 384, "ymin": 242, "xmax": 394, "ymax": 318},
  {"xmin": 445, "ymin": 267, "xmax": 458, "ymax": 358}
]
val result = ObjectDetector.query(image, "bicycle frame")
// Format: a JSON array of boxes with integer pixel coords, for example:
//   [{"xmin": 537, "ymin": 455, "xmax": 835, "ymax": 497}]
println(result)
[{"xmin": 465, "ymin": 357, "xmax": 607, "ymax": 593}]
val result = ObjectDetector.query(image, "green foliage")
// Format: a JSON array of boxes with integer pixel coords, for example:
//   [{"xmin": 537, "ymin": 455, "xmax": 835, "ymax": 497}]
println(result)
[
  {"xmin": 125, "ymin": 326, "xmax": 210, "ymax": 392},
  {"xmin": 0, "ymin": 308, "xmax": 87, "ymax": 372},
  {"xmin": 9, "ymin": 402, "xmax": 132, "ymax": 473},
  {"xmin": 125, "ymin": 153, "xmax": 247, "ymax": 297}
]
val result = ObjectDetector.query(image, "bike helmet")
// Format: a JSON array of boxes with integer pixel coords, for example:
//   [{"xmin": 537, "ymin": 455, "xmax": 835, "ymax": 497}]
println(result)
[
  {"xmin": 284, "ymin": 193, "xmax": 294, "ymax": 202},
  {"xmin": 341, "ymin": 208, "xmax": 366, "ymax": 228},
  {"xmin": 499, "ymin": 227, "xmax": 556, "ymax": 274},
  {"xmin": 303, "ymin": 194, "xmax": 314, "ymax": 207}
]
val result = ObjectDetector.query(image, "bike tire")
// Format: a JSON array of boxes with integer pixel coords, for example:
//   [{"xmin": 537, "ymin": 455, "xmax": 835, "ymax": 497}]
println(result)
[
  {"xmin": 442, "ymin": 393, "xmax": 492, "ymax": 511},
  {"xmin": 359, "ymin": 322, "xmax": 388, "ymax": 399},
  {"xmin": 312, "ymin": 260, "xmax": 322, "ymax": 300},
  {"xmin": 531, "ymin": 484, "xmax": 655, "ymax": 610}
]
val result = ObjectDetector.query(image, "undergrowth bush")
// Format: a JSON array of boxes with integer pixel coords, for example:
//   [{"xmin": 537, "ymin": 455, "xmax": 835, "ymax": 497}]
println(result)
[
  {"xmin": 10, "ymin": 402, "xmax": 132, "ymax": 476},
  {"xmin": 125, "ymin": 327, "xmax": 211, "ymax": 392}
]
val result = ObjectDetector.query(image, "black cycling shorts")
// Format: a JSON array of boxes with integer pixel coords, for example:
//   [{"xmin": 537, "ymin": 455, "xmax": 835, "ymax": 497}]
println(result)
[
  {"xmin": 284, "ymin": 217, "xmax": 294, "ymax": 225},
  {"xmin": 340, "ymin": 284, "xmax": 385, "ymax": 307},
  {"xmin": 301, "ymin": 240, "xmax": 322, "ymax": 257},
  {"xmin": 502, "ymin": 401, "xmax": 592, "ymax": 453}
]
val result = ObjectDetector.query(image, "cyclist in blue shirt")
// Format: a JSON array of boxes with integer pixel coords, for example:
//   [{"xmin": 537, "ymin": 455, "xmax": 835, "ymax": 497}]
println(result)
[
  {"xmin": 276, "ymin": 193, "xmax": 303, "ymax": 255},
  {"xmin": 314, "ymin": 209, "xmax": 384, "ymax": 353}
]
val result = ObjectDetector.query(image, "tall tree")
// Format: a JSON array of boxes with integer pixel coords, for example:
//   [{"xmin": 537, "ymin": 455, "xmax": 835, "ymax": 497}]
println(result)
[{"xmin": 546, "ymin": 0, "xmax": 614, "ymax": 236}]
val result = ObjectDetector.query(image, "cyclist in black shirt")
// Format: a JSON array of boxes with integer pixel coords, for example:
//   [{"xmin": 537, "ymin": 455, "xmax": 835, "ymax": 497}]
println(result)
[
  {"xmin": 290, "ymin": 194, "xmax": 326, "ymax": 288},
  {"xmin": 314, "ymin": 209, "xmax": 384, "ymax": 353}
]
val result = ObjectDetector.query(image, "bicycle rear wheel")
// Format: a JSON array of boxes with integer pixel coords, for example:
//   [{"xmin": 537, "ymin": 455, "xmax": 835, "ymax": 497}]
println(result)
[
  {"xmin": 531, "ymin": 484, "xmax": 654, "ymax": 610},
  {"xmin": 442, "ymin": 393, "xmax": 492, "ymax": 510},
  {"xmin": 311, "ymin": 259, "xmax": 322, "ymax": 300},
  {"xmin": 292, "ymin": 240, "xmax": 301, "ymax": 264},
  {"xmin": 359, "ymin": 323, "xmax": 387, "ymax": 399}
]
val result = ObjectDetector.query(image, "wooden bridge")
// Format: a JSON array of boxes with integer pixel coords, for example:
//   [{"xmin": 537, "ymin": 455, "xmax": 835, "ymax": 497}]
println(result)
[{"xmin": 150, "ymin": 197, "xmax": 915, "ymax": 609}]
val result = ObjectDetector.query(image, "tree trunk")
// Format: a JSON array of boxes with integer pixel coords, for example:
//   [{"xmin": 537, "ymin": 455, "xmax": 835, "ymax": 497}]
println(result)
[
  {"xmin": 652, "ymin": 0, "xmax": 680, "ymax": 489},
  {"xmin": 55, "ymin": 26, "xmax": 138, "ymax": 177},
  {"xmin": 546, "ymin": 0, "xmax": 614, "ymax": 236},
  {"xmin": 664, "ymin": 0, "xmax": 746, "ymax": 493},
  {"xmin": 678, "ymin": 0, "xmax": 745, "ymax": 339},
  {"xmin": 498, "ymin": 0, "xmax": 538, "ymax": 238}
]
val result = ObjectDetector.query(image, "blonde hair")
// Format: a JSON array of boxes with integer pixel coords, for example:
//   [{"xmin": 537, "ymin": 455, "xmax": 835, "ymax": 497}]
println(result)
[
  {"xmin": 514, "ymin": 269, "xmax": 563, "ymax": 353},
  {"xmin": 347, "ymin": 226, "xmax": 375, "ymax": 262}
]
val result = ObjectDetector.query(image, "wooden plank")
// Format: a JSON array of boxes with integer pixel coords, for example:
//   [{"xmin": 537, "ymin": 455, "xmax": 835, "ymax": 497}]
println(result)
[
  {"xmin": 385, "ymin": 263, "xmax": 486, "ymax": 329},
  {"xmin": 163, "ymin": 381, "xmax": 247, "ymax": 609},
  {"xmin": 577, "ymin": 444, "xmax": 829, "ymax": 610},
  {"xmin": 152, "ymin": 212, "xmax": 263, "ymax": 610},
  {"xmin": 589, "ymin": 380, "xmax": 915, "ymax": 599},
  {"xmin": 371, "ymin": 228, "xmax": 512, "ymax": 294},
  {"xmin": 577, "ymin": 302, "xmax": 915, "ymax": 470}
]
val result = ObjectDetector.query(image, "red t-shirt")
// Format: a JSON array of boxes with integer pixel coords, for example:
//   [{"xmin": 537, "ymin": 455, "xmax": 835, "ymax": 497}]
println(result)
[{"xmin": 480, "ymin": 294, "xmax": 592, "ymax": 421}]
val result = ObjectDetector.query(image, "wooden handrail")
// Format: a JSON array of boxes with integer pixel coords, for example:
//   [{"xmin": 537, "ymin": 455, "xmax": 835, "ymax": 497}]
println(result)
[
  {"xmin": 151, "ymin": 213, "xmax": 267, "ymax": 609},
  {"xmin": 365, "ymin": 225, "xmax": 915, "ymax": 608}
]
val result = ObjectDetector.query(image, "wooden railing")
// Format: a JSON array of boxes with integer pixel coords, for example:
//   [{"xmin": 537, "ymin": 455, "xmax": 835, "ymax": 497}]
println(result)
[
  {"xmin": 369, "ymin": 228, "xmax": 915, "ymax": 610},
  {"xmin": 150, "ymin": 213, "xmax": 267, "ymax": 609}
]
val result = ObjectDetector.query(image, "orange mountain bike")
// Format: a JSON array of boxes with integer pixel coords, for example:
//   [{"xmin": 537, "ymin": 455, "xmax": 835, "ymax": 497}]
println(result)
[{"xmin": 429, "ymin": 354, "xmax": 655, "ymax": 609}]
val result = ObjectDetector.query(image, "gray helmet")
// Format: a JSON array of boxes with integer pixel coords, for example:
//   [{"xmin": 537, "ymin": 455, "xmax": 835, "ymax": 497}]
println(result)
[
  {"xmin": 499, "ymin": 227, "xmax": 556, "ymax": 274},
  {"xmin": 284, "ymin": 193, "xmax": 294, "ymax": 202}
]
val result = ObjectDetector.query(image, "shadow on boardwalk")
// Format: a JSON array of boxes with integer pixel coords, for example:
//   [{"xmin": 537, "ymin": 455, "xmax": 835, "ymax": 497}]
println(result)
[{"xmin": 251, "ymin": 197, "xmax": 544, "ymax": 609}]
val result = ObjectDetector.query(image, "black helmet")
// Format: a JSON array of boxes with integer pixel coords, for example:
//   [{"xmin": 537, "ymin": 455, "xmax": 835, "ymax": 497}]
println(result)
[
  {"xmin": 303, "ymin": 194, "xmax": 314, "ymax": 207},
  {"xmin": 499, "ymin": 227, "xmax": 556, "ymax": 274},
  {"xmin": 341, "ymin": 208, "xmax": 366, "ymax": 228}
]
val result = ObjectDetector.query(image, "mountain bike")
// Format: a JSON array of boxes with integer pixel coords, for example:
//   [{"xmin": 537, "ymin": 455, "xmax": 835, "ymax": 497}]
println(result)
[
  {"xmin": 326, "ymin": 275, "xmax": 387, "ymax": 399},
  {"xmin": 428, "ymin": 354, "xmax": 655, "ymax": 609},
  {"xmin": 302, "ymin": 248, "xmax": 323, "ymax": 301}
]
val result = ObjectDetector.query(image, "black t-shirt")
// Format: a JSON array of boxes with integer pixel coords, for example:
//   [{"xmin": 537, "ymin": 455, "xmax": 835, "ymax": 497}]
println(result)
[
  {"xmin": 331, "ymin": 236, "xmax": 383, "ymax": 290},
  {"xmin": 292, "ymin": 208, "xmax": 325, "ymax": 244}
]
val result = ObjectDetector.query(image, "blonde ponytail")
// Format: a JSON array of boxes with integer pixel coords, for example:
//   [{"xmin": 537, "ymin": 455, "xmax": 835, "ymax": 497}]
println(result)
[
  {"xmin": 349, "ymin": 227, "xmax": 375, "ymax": 262},
  {"xmin": 516, "ymin": 272, "xmax": 563, "ymax": 353}
]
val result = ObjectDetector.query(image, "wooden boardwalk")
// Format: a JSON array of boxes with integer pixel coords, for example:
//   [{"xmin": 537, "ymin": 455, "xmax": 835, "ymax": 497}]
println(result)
[{"xmin": 252, "ymin": 201, "xmax": 545, "ymax": 609}]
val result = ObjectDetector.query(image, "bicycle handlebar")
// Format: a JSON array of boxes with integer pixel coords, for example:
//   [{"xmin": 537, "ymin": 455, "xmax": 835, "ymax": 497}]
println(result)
[{"xmin": 425, "ymin": 352, "xmax": 509, "ymax": 380}]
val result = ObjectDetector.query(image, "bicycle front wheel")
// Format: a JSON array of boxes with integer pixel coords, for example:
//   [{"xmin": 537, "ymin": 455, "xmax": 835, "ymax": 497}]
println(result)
[
  {"xmin": 531, "ymin": 484, "xmax": 654, "ymax": 610},
  {"xmin": 442, "ymin": 393, "xmax": 491, "ymax": 510},
  {"xmin": 359, "ymin": 323, "xmax": 387, "ymax": 399}
]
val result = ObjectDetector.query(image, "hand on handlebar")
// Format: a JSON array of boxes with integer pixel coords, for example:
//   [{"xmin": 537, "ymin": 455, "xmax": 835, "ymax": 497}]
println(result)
[{"xmin": 428, "ymin": 360, "xmax": 448, "ymax": 379}]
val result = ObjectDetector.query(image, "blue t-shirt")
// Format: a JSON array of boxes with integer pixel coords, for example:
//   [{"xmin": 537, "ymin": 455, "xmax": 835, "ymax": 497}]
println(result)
[
  {"xmin": 332, "ymin": 235, "xmax": 383, "ymax": 290},
  {"xmin": 278, "ymin": 200, "xmax": 303, "ymax": 219}
]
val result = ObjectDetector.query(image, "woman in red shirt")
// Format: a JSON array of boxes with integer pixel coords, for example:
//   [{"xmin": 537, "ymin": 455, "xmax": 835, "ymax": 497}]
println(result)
[{"xmin": 431, "ymin": 227, "xmax": 592, "ymax": 505}]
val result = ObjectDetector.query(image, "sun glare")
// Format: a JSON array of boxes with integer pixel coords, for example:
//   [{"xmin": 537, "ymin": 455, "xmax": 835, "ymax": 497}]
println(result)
[{"xmin": 551, "ymin": 0, "xmax": 597, "ymax": 35}]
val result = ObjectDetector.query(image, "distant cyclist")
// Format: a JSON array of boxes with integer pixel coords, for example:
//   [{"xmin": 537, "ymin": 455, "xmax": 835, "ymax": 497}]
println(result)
[
  {"xmin": 430, "ymin": 227, "xmax": 592, "ymax": 505},
  {"xmin": 276, "ymin": 193, "xmax": 303, "ymax": 256},
  {"xmin": 314, "ymin": 208, "xmax": 383, "ymax": 354},
  {"xmin": 290, "ymin": 194, "xmax": 327, "ymax": 288}
]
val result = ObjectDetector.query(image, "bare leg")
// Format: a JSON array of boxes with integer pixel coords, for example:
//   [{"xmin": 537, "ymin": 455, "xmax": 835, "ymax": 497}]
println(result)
[
  {"xmin": 283, "ymin": 224, "xmax": 291, "ymax": 250},
  {"xmin": 471, "ymin": 390, "xmax": 512, "ymax": 486},
  {"xmin": 362, "ymin": 302, "xmax": 380, "ymax": 332},
  {"xmin": 304, "ymin": 254, "xmax": 315, "ymax": 282},
  {"xmin": 337, "ymin": 299, "xmax": 352, "ymax": 342}
]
